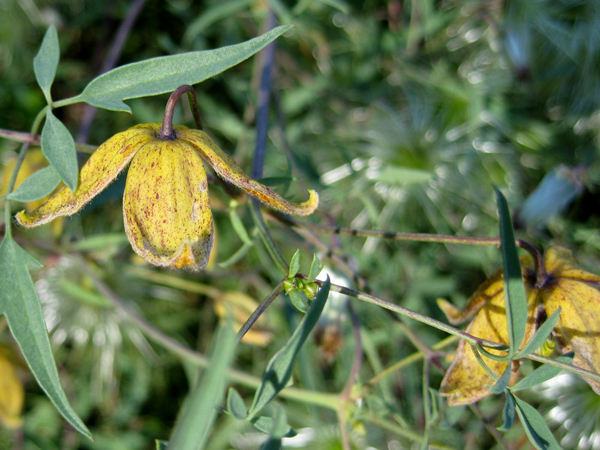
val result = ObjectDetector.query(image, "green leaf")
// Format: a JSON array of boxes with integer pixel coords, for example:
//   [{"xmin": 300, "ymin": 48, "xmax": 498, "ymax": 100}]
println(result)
[
  {"xmin": 156, "ymin": 440, "xmax": 168, "ymax": 450},
  {"xmin": 166, "ymin": 324, "xmax": 237, "ymax": 450},
  {"xmin": 41, "ymin": 110, "xmax": 78, "ymax": 193},
  {"xmin": 512, "ymin": 352, "xmax": 574, "ymax": 392},
  {"xmin": 248, "ymin": 278, "xmax": 330, "ymax": 418},
  {"xmin": 0, "ymin": 237, "xmax": 91, "ymax": 439},
  {"xmin": 307, "ymin": 254, "xmax": 323, "ymax": 282},
  {"xmin": 495, "ymin": 186, "xmax": 528, "ymax": 357},
  {"xmin": 287, "ymin": 290, "xmax": 308, "ymax": 313},
  {"xmin": 513, "ymin": 393, "xmax": 561, "ymax": 450},
  {"xmin": 229, "ymin": 209, "xmax": 253, "ymax": 245},
  {"xmin": 498, "ymin": 392, "xmax": 515, "ymax": 431},
  {"xmin": 7, "ymin": 166, "xmax": 61, "ymax": 202},
  {"xmin": 226, "ymin": 387, "xmax": 248, "ymax": 420},
  {"xmin": 514, "ymin": 308, "xmax": 561, "ymax": 358},
  {"xmin": 488, "ymin": 364, "xmax": 512, "ymax": 394},
  {"xmin": 33, "ymin": 24, "xmax": 59, "ymax": 103},
  {"xmin": 269, "ymin": 403, "xmax": 291, "ymax": 439},
  {"xmin": 288, "ymin": 250, "xmax": 300, "ymax": 278},
  {"xmin": 73, "ymin": 25, "xmax": 293, "ymax": 113},
  {"xmin": 250, "ymin": 416, "xmax": 296, "ymax": 438}
]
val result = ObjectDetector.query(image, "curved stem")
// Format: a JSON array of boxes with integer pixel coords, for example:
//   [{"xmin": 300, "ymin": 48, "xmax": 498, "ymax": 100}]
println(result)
[{"xmin": 158, "ymin": 85, "xmax": 202, "ymax": 140}]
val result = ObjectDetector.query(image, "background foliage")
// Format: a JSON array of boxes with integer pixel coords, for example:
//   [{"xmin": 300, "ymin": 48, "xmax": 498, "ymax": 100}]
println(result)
[{"xmin": 1, "ymin": 0, "xmax": 600, "ymax": 449}]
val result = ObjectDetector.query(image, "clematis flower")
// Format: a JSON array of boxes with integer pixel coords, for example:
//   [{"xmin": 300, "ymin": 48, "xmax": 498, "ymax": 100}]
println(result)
[
  {"xmin": 437, "ymin": 259, "xmax": 539, "ymax": 406},
  {"xmin": 437, "ymin": 246, "xmax": 600, "ymax": 405},
  {"xmin": 16, "ymin": 89, "xmax": 318, "ymax": 270}
]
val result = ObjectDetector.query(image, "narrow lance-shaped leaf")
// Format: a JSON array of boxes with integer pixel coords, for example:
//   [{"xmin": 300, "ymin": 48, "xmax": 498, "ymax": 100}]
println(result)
[
  {"xmin": 495, "ymin": 187, "xmax": 528, "ymax": 357},
  {"xmin": 288, "ymin": 250, "xmax": 300, "ymax": 279},
  {"xmin": 513, "ymin": 393, "xmax": 561, "ymax": 450},
  {"xmin": 514, "ymin": 308, "xmax": 561, "ymax": 359},
  {"xmin": 248, "ymin": 278, "xmax": 330, "ymax": 418},
  {"xmin": 7, "ymin": 166, "xmax": 61, "ymax": 202},
  {"xmin": 512, "ymin": 351, "xmax": 574, "ymax": 392},
  {"xmin": 166, "ymin": 323, "xmax": 237, "ymax": 450},
  {"xmin": 0, "ymin": 237, "xmax": 91, "ymax": 439},
  {"xmin": 41, "ymin": 110, "xmax": 79, "ymax": 193},
  {"xmin": 498, "ymin": 392, "xmax": 516, "ymax": 431},
  {"xmin": 33, "ymin": 24, "xmax": 59, "ymax": 103},
  {"xmin": 72, "ymin": 25, "xmax": 293, "ymax": 113},
  {"xmin": 488, "ymin": 364, "xmax": 512, "ymax": 394}
]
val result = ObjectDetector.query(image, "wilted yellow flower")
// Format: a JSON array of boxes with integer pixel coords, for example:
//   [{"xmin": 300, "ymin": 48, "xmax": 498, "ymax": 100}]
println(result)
[
  {"xmin": 438, "ymin": 246, "xmax": 600, "ymax": 405},
  {"xmin": 16, "ymin": 123, "xmax": 318, "ymax": 270}
]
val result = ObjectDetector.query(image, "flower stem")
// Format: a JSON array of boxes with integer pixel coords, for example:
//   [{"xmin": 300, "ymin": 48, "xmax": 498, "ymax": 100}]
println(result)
[
  {"xmin": 236, "ymin": 280, "xmax": 284, "ymax": 343},
  {"xmin": 158, "ymin": 85, "xmax": 202, "ymax": 140}
]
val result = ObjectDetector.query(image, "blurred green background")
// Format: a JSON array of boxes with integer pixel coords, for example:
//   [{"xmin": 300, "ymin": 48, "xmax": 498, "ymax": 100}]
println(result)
[{"xmin": 2, "ymin": 0, "xmax": 600, "ymax": 448}]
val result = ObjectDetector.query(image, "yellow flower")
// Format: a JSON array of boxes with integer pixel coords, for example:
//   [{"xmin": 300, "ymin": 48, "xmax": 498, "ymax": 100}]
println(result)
[
  {"xmin": 438, "ymin": 246, "xmax": 600, "ymax": 405},
  {"xmin": 16, "ymin": 123, "xmax": 318, "ymax": 270}
]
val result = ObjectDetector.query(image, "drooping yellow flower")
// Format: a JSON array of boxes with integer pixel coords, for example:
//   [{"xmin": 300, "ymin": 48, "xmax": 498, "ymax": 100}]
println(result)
[
  {"xmin": 437, "ymin": 260, "xmax": 539, "ymax": 406},
  {"xmin": 16, "ymin": 123, "xmax": 318, "ymax": 270},
  {"xmin": 438, "ymin": 246, "xmax": 600, "ymax": 405},
  {"xmin": 541, "ymin": 246, "xmax": 600, "ymax": 394}
]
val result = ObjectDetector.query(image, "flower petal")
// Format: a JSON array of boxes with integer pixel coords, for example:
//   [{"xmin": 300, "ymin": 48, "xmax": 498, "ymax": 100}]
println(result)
[
  {"xmin": 438, "ymin": 269, "xmax": 504, "ymax": 325},
  {"xmin": 543, "ymin": 278, "xmax": 600, "ymax": 394},
  {"xmin": 16, "ymin": 124, "xmax": 157, "ymax": 227},
  {"xmin": 123, "ymin": 137, "xmax": 214, "ymax": 270},
  {"xmin": 177, "ymin": 128, "xmax": 318, "ymax": 216},
  {"xmin": 440, "ymin": 286, "xmax": 539, "ymax": 405}
]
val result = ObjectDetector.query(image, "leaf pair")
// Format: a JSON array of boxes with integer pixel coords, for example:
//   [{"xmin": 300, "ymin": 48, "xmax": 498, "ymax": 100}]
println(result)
[{"xmin": 226, "ymin": 278, "xmax": 330, "ymax": 441}]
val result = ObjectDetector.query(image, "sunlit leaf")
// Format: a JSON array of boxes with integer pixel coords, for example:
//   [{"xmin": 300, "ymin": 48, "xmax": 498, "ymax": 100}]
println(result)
[{"xmin": 73, "ymin": 25, "xmax": 293, "ymax": 113}]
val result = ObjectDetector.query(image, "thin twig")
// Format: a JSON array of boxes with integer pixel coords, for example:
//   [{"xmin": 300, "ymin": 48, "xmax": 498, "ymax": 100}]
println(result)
[
  {"xmin": 236, "ymin": 280, "xmax": 285, "ymax": 343},
  {"xmin": 0, "ymin": 128, "xmax": 97, "ymax": 153}
]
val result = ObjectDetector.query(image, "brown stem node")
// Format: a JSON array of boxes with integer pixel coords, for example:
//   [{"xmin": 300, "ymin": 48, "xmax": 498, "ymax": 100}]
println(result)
[{"xmin": 158, "ymin": 85, "xmax": 203, "ymax": 140}]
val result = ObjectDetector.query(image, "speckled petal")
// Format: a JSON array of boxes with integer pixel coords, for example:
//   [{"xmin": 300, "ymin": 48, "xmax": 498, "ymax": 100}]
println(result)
[
  {"xmin": 439, "ymin": 285, "xmax": 539, "ymax": 406},
  {"xmin": 16, "ymin": 124, "xmax": 158, "ymax": 227},
  {"xmin": 123, "ymin": 137, "xmax": 214, "ymax": 270},
  {"xmin": 543, "ymin": 277, "xmax": 600, "ymax": 394},
  {"xmin": 177, "ymin": 127, "xmax": 318, "ymax": 216}
]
